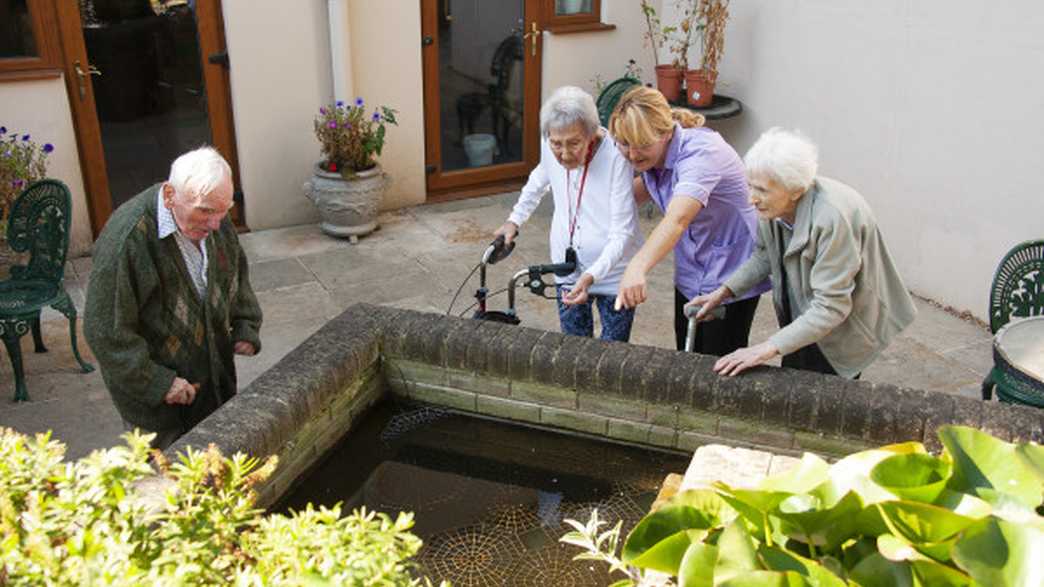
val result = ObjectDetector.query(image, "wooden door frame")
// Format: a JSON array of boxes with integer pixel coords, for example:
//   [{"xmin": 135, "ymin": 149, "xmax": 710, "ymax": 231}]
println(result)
[
  {"xmin": 53, "ymin": 0, "xmax": 244, "ymax": 237},
  {"xmin": 421, "ymin": 0, "xmax": 543, "ymax": 196}
]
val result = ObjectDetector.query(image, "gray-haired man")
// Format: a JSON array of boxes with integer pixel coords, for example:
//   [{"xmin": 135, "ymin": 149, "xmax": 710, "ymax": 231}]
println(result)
[{"xmin": 85, "ymin": 146, "xmax": 262, "ymax": 449}]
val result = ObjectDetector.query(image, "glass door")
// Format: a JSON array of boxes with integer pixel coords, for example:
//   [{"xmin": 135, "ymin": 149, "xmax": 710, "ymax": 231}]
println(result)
[
  {"xmin": 55, "ymin": 0, "xmax": 243, "ymax": 233},
  {"xmin": 422, "ymin": 0, "xmax": 543, "ymax": 195}
]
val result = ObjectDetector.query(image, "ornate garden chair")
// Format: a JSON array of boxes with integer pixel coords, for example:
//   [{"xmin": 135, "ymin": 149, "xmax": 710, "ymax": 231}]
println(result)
[
  {"xmin": 981, "ymin": 239, "xmax": 1044, "ymax": 404},
  {"xmin": 0, "ymin": 180, "xmax": 94, "ymax": 402},
  {"xmin": 595, "ymin": 76, "xmax": 640, "ymax": 127}
]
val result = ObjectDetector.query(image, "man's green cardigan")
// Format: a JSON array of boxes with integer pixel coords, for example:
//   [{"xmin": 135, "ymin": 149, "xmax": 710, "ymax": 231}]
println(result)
[{"xmin": 85, "ymin": 186, "xmax": 263, "ymax": 432}]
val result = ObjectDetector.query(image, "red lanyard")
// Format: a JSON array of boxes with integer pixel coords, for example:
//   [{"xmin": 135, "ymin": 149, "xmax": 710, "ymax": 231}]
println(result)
[{"xmin": 566, "ymin": 142, "xmax": 595, "ymax": 246}]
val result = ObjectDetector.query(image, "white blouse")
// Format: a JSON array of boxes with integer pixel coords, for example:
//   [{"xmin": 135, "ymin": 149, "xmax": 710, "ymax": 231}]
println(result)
[{"xmin": 508, "ymin": 131, "xmax": 643, "ymax": 296}]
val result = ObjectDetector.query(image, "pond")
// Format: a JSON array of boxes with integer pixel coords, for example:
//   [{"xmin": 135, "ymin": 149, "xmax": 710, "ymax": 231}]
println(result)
[{"xmin": 278, "ymin": 399, "xmax": 691, "ymax": 586}]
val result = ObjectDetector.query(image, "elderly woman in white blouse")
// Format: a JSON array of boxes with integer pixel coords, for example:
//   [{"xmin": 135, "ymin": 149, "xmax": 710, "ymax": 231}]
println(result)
[{"xmin": 494, "ymin": 86, "xmax": 643, "ymax": 341}]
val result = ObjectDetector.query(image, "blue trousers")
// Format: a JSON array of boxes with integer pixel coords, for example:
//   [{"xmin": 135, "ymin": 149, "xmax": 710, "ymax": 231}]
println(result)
[{"xmin": 556, "ymin": 286, "xmax": 635, "ymax": 342}]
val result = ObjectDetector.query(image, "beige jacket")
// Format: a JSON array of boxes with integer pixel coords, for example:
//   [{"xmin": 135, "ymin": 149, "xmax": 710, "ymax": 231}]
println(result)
[{"xmin": 724, "ymin": 177, "xmax": 916, "ymax": 378}]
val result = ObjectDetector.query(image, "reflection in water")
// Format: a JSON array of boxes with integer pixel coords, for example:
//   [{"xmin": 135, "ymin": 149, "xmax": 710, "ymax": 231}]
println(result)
[
  {"xmin": 80, "ymin": 0, "xmax": 211, "ymax": 208},
  {"xmin": 280, "ymin": 401, "xmax": 689, "ymax": 586}
]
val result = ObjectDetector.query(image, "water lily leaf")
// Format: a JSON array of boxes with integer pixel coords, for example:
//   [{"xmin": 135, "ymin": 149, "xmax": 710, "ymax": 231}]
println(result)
[
  {"xmin": 678, "ymin": 542, "xmax": 718, "ymax": 587},
  {"xmin": 1015, "ymin": 442, "xmax": 1044, "ymax": 484},
  {"xmin": 665, "ymin": 489, "xmax": 737, "ymax": 523},
  {"xmin": 850, "ymin": 552, "xmax": 913, "ymax": 587},
  {"xmin": 629, "ymin": 529, "xmax": 705, "ymax": 573},
  {"xmin": 717, "ymin": 570, "xmax": 811, "ymax": 587},
  {"xmin": 714, "ymin": 519, "xmax": 760, "ymax": 584},
  {"xmin": 932, "ymin": 489, "xmax": 993, "ymax": 520},
  {"xmin": 815, "ymin": 449, "xmax": 901, "ymax": 506},
  {"xmin": 870, "ymin": 453, "xmax": 952, "ymax": 504},
  {"xmin": 759, "ymin": 453, "xmax": 831, "ymax": 495},
  {"xmin": 714, "ymin": 484, "xmax": 790, "ymax": 538},
  {"xmin": 951, "ymin": 517, "xmax": 1044, "ymax": 587},
  {"xmin": 938, "ymin": 425, "xmax": 1041, "ymax": 509},
  {"xmin": 608, "ymin": 580, "xmax": 635, "ymax": 587},
  {"xmin": 618, "ymin": 488, "xmax": 726, "ymax": 564},
  {"xmin": 758, "ymin": 545, "xmax": 847, "ymax": 587},
  {"xmin": 875, "ymin": 501, "xmax": 978, "ymax": 546},
  {"xmin": 774, "ymin": 491, "xmax": 863, "ymax": 551}
]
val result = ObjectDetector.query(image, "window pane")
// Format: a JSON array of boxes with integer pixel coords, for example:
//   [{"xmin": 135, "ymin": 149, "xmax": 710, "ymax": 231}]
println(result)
[
  {"xmin": 555, "ymin": 0, "xmax": 593, "ymax": 16},
  {"xmin": 0, "ymin": 0, "xmax": 39, "ymax": 58}
]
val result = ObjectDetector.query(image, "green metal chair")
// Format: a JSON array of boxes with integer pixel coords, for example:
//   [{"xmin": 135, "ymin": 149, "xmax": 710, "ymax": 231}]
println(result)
[
  {"xmin": 981, "ymin": 239, "xmax": 1044, "ymax": 404},
  {"xmin": 0, "ymin": 179, "xmax": 94, "ymax": 402},
  {"xmin": 596, "ymin": 76, "xmax": 642, "ymax": 127}
]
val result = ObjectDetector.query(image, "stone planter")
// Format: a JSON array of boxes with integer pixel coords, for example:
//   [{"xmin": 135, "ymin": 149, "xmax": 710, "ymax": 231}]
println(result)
[{"xmin": 303, "ymin": 164, "xmax": 387, "ymax": 241}]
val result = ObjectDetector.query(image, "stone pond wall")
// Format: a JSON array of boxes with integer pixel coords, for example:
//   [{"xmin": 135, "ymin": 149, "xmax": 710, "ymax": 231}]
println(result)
[{"xmin": 167, "ymin": 304, "xmax": 1044, "ymax": 508}]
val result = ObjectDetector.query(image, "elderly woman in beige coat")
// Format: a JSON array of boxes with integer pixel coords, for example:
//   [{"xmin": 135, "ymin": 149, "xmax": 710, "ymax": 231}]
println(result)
[{"xmin": 688, "ymin": 128, "xmax": 916, "ymax": 378}]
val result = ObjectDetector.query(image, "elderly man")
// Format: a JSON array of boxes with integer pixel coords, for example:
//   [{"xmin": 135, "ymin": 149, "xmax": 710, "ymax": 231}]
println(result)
[{"xmin": 85, "ymin": 146, "xmax": 262, "ymax": 449}]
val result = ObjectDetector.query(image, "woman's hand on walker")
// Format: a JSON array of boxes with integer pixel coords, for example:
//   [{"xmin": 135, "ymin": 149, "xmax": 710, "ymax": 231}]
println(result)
[
  {"xmin": 562, "ymin": 273, "xmax": 593, "ymax": 306},
  {"xmin": 713, "ymin": 342, "xmax": 780, "ymax": 377},
  {"xmin": 493, "ymin": 221, "xmax": 519, "ymax": 245},
  {"xmin": 614, "ymin": 266, "xmax": 648, "ymax": 310},
  {"xmin": 685, "ymin": 286, "xmax": 732, "ymax": 321}
]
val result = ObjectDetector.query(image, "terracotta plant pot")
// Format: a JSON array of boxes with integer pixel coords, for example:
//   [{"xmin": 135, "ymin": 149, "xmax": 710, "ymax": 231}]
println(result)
[
  {"xmin": 684, "ymin": 69, "xmax": 717, "ymax": 107},
  {"xmin": 655, "ymin": 65, "xmax": 684, "ymax": 103}
]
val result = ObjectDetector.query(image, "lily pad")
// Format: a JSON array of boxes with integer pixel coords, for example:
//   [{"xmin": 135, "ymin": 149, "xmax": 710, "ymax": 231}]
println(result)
[
  {"xmin": 938, "ymin": 425, "xmax": 1041, "ymax": 509},
  {"xmin": 870, "ymin": 453, "xmax": 952, "ymax": 504},
  {"xmin": 951, "ymin": 517, "xmax": 1044, "ymax": 587}
]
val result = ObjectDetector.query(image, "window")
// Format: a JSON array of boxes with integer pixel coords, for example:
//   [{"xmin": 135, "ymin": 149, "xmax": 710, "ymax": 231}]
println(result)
[
  {"xmin": 0, "ymin": 0, "xmax": 61, "ymax": 81},
  {"xmin": 543, "ymin": 0, "xmax": 614, "ymax": 34}
]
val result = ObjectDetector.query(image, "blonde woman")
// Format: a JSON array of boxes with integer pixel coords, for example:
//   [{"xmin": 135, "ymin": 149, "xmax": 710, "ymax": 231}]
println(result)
[{"xmin": 610, "ymin": 86, "xmax": 769, "ymax": 354}]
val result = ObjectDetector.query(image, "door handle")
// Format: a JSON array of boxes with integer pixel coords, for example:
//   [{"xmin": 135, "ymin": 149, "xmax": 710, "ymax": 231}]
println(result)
[
  {"xmin": 73, "ymin": 59, "xmax": 102, "ymax": 101},
  {"xmin": 522, "ymin": 21, "xmax": 541, "ymax": 57}
]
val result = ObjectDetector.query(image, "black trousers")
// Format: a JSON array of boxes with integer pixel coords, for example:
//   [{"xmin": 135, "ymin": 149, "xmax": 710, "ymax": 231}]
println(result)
[{"xmin": 674, "ymin": 288, "xmax": 760, "ymax": 355}]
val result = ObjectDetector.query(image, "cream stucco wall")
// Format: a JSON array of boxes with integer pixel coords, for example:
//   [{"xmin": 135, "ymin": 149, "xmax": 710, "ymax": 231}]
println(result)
[
  {"xmin": 347, "ymin": 0, "xmax": 426, "ymax": 210},
  {"xmin": 541, "ymin": 0, "xmax": 661, "ymax": 102},
  {"xmin": 695, "ymin": 0, "xmax": 1044, "ymax": 321},
  {"xmin": 221, "ymin": 0, "xmax": 333, "ymax": 230},
  {"xmin": 0, "ymin": 77, "xmax": 92, "ymax": 257}
]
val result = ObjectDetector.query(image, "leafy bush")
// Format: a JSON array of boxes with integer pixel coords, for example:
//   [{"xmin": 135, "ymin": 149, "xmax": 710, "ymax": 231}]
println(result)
[
  {"xmin": 562, "ymin": 425, "xmax": 1044, "ymax": 586},
  {"xmin": 0, "ymin": 428, "xmax": 440, "ymax": 586},
  {"xmin": 0, "ymin": 127, "xmax": 52, "ymax": 236},
  {"xmin": 313, "ymin": 98, "xmax": 398, "ymax": 175}
]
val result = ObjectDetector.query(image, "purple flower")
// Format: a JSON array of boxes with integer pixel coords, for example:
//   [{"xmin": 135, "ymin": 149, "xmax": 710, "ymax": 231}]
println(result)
[
  {"xmin": 320, "ymin": 107, "xmax": 327, "ymax": 115},
  {"xmin": 355, "ymin": 97, "xmax": 364, "ymax": 107},
  {"xmin": 336, "ymin": 100, "xmax": 345, "ymax": 107},
  {"xmin": 13, "ymin": 179, "xmax": 24, "ymax": 188},
  {"xmin": 371, "ymin": 111, "xmax": 381, "ymax": 122},
  {"xmin": 327, "ymin": 121, "xmax": 337, "ymax": 129},
  {"xmin": 22, "ymin": 134, "xmax": 30, "ymax": 141},
  {"xmin": 0, "ymin": 126, "xmax": 6, "ymax": 134},
  {"xmin": 43, "ymin": 143, "xmax": 54, "ymax": 153},
  {"xmin": 341, "ymin": 122, "xmax": 352, "ymax": 129}
]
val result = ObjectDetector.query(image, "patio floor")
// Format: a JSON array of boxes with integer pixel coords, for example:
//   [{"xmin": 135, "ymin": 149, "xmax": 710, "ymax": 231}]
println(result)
[{"xmin": 0, "ymin": 191, "xmax": 994, "ymax": 460}]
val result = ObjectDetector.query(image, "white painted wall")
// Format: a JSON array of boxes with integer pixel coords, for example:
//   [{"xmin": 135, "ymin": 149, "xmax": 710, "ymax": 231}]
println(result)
[
  {"xmin": 0, "ymin": 77, "xmax": 92, "ymax": 257},
  {"xmin": 222, "ymin": 0, "xmax": 333, "ymax": 230},
  {"xmin": 660, "ymin": 0, "xmax": 1044, "ymax": 321},
  {"xmin": 347, "ymin": 0, "xmax": 426, "ymax": 210}
]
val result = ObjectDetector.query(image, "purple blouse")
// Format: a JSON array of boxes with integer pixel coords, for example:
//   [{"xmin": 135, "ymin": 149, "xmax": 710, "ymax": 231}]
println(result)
[{"xmin": 642, "ymin": 124, "xmax": 771, "ymax": 301}]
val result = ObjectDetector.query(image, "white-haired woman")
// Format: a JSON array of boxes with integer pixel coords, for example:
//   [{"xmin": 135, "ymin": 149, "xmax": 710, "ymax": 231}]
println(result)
[
  {"xmin": 688, "ymin": 128, "xmax": 916, "ymax": 378},
  {"xmin": 494, "ymin": 86, "xmax": 643, "ymax": 341}
]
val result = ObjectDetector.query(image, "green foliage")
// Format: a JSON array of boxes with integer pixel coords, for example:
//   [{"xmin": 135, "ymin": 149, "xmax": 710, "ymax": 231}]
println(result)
[
  {"xmin": 0, "ymin": 126, "xmax": 52, "ymax": 236},
  {"xmin": 561, "ymin": 425, "xmax": 1044, "ymax": 586},
  {"xmin": 0, "ymin": 427, "xmax": 438, "ymax": 586},
  {"xmin": 313, "ymin": 98, "xmax": 399, "ymax": 175}
]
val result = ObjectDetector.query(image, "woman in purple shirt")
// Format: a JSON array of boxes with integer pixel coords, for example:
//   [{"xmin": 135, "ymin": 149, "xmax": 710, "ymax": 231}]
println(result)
[{"xmin": 610, "ymin": 87, "xmax": 770, "ymax": 354}]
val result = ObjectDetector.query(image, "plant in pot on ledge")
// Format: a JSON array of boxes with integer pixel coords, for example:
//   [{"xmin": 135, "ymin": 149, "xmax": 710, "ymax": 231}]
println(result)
[
  {"xmin": 0, "ymin": 127, "xmax": 53, "ymax": 279},
  {"xmin": 685, "ymin": 0, "xmax": 729, "ymax": 107},
  {"xmin": 641, "ymin": 0, "xmax": 694, "ymax": 103},
  {"xmin": 304, "ymin": 98, "xmax": 398, "ymax": 242}
]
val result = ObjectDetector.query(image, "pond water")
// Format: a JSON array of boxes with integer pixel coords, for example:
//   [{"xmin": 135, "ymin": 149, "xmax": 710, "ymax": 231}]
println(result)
[{"xmin": 278, "ymin": 399, "xmax": 691, "ymax": 586}]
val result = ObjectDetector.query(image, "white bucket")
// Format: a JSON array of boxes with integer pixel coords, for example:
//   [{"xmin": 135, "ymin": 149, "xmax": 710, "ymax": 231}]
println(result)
[{"xmin": 463, "ymin": 133, "xmax": 497, "ymax": 167}]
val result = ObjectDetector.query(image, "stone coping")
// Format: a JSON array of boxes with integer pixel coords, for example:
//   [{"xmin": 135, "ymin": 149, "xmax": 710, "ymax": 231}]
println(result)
[{"xmin": 166, "ymin": 304, "xmax": 1044, "ymax": 507}]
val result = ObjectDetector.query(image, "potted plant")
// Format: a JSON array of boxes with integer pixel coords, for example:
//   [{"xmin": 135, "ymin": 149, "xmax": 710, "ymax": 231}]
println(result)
[
  {"xmin": 685, "ymin": 0, "xmax": 729, "ymax": 107},
  {"xmin": 303, "ymin": 98, "xmax": 398, "ymax": 241},
  {"xmin": 641, "ymin": 1, "xmax": 683, "ymax": 103},
  {"xmin": 0, "ymin": 126, "xmax": 53, "ymax": 278}
]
